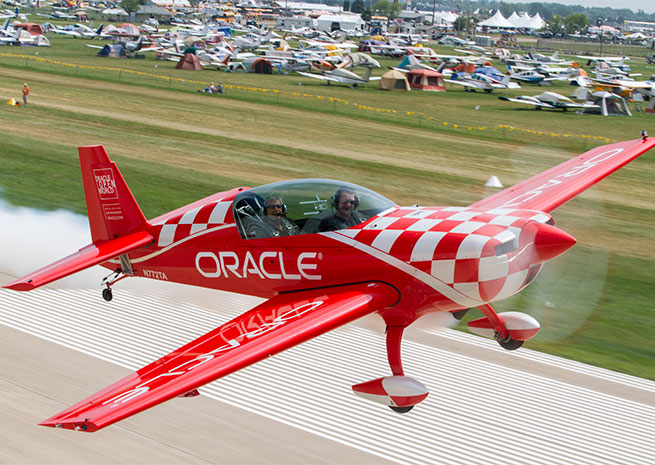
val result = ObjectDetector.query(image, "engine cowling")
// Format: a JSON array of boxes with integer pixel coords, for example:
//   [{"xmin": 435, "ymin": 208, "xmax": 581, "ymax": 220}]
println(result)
[{"xmin": 352, "ymin": 376, "xmax": 428, "ymax": 408}]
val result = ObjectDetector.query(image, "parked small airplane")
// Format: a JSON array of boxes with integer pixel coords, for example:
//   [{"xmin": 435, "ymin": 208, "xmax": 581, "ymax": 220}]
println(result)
[
  {"xmin": 507, "ymin": 64, "xmax": 553, "ymax": 84},
  {"xmin": 594, "ymin": 78, "xmax": 655, "ymax": 99},
  {"xmin": 513, "ymin": 51, "xmax": 574, "ymax": 66},
  {"xmin": 577, "ymin": 55, "xmax": 630, "ymax": 70},
  {"xmin": 498, "ymin": 91, "xmax": 598, "ymax": 111},
  {"xmin": 38, "ymin": 10, "xmax": 75, "ymax": 20},
  {"xmin": 50, "ymin": 23, "xmax": 103, "ymax": 39},
  {"xmin": 6, "ymin": 136, "xmax": 653, "ymax": 432},
  {"xmin": 232, "ymin": 29, "xmax": 274, "ymax": 50},
  {"xmin": 449, "ymin": 72, "xmax": 521, "ymax": 92},
  {"xmin": 298, "ymin": 66, "xmax": 380, "ymax": 86}
]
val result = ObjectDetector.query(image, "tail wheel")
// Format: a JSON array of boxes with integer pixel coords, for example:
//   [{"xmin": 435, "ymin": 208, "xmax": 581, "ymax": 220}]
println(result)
[
  {"xmin": 452, "ymin": 309, "xmax": 469, "ymax": 320},
  {"xmin": 102, "ymin": 288, "xmax": 113, "ymax": 302}
]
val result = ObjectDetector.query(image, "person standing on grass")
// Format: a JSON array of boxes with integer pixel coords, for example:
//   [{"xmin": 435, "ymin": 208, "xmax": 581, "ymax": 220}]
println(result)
[{"xmin": 22, "ymin": 83, "xmax": 29, "ymax": 106}]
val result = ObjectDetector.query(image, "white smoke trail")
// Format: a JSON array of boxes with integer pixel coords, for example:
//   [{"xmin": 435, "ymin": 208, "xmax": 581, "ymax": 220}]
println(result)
[
  {"xmin": 0, "ymin": 199, "xmax": 256, "ymax": 311},
  {"xmin": 0, "ymin": 199, "xmax": 170, "ymax": 291},
  {"xmin": 0, "ymin": 199, "xmax": 103, "ymax": 288}
]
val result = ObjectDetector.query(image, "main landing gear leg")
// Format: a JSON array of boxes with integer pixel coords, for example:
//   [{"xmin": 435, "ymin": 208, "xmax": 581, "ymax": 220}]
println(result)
[
  {"xmin": 478, "ymin": 303, "xmax": 524, "ymax": 350},
  {"xmin": 351, "ymin": 325, "xmax": 429, "ymax": 412},
  {"xmin": 100, "ymin": 268, "xmax": 128, "ymax": 302},
  {"xmin": 386, "ymin": 326, "xmax": 414, "ymax": 413}
]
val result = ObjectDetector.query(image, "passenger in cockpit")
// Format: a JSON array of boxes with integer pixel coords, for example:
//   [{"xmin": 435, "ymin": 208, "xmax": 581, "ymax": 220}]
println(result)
[
  {"xmin": 248, "ymin": 195, "xmax": 299, "ymax": 238},
  {"xmin": 318, "ymin": 188, "xmax": 366, "ymax": 232}
]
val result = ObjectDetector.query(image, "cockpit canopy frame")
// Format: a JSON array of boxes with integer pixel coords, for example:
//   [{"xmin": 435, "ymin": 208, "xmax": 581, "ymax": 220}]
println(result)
[{"xmin": 233, "ymin": 179, "xmax": 396, "ymax": 239}]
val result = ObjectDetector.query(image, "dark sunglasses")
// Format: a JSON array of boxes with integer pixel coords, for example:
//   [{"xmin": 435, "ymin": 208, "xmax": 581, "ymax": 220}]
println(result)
[
  {"xmin": 341, "ymin": 200, "xmax": 356, "ymax": 205},
  {"xmin": 266, "ymin": 204, "xmax": 283, "ymax": 209}
]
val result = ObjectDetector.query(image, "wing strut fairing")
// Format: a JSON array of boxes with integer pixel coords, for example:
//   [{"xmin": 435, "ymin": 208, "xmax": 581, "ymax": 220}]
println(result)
[{"xmin": 40, "ymin": 282, "xmax": 398, "ymax": 432}]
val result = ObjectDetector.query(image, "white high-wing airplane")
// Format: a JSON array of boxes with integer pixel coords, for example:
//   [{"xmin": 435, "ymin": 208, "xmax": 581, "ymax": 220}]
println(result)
[
  {"xmin": 51, "ymin": 23, "xmax": 103, "ymax": 38},
  {"xmin": 507, "ymin": 64, "xmax": 557, "ymax": 84},
  {"xmin": 449, "ymin": 73, "xmax": 520, "ymax": 92},
  {"xmin": 0, "ymin": 28, "xmax": 18, "ymax": 44},
  {"xmin": 592, "ymin": 76, "xmax": 655, "ymax": 98},
  {"xmin": 533, "ymin": 64, "xmax": 575, "ymax": 81},
  {"xmin": 232, "ymin": 29, "xmax": 274, "ymax": 50},
  {"xmin": 298, "ymin": 67, "xmax": 381, "ymax": 86},
  {"xmin": 38, "ymin": 10, "xmax": 76, "ymax": 20},
  {"xmin": 498, "ymin": 92, "xmax": 599, "ymax": 111},
  {"xmin": 515, "ymin": 51, "xmax": 574, "ymax": 66},
  {"xmin": 577, "ymin": 55, "xmax": 628, "ymax": 65}
]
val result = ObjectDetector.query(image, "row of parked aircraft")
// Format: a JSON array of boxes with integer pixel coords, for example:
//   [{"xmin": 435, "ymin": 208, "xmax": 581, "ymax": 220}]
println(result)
[{"xmin": 3, "ymin": 13, "xmax": 654, "ymax": 111}]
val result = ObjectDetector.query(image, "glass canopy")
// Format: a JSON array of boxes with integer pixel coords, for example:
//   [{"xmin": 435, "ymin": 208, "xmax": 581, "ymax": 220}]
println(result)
[{"xmin": 233, "ymin": 179, "xmax": 396, "ymax": 239}]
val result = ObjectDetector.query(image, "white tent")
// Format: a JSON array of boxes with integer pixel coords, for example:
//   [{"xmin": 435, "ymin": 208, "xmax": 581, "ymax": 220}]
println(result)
[
  {"xmin": 151, "ymin": 0, "xmax": 191, "ymax": 6},
  {"xmin": 525, "ymin": 13, "xmax": 545, "ymax": 30},
  {"xmin": 478, "ymin": 10, "xmax": 515, "ymax": 29},
  {"xmin": 507, "ymin": 12, "xmax": 545, "ymax": 30},
  {"xmin": 102, "ymin": 7, "xmax": 128, "ymax": 16},
  {"xmin": 507, "ymin": 12, "xmax": 523, "ymax": 27},
  {"xmin": 432, "ymin": 11, "xmax": 458, "ymax": 25},
  {"xmin": 508, "ymin": 12, "xmax": 534, "ymax": 29},
  {"xmin": 315, "ymin": 14, "xmax": 364, "ymax": 33}
]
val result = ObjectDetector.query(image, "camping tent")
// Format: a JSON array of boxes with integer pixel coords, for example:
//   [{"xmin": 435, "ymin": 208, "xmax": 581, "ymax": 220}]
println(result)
[
  {"xmin": 118, "ymin": 23, "xmax": 141, "ymax": 36},
  {"xmin": 379, "ymin": 70, "xmax": 410, "ymax": 91},
  {"xmin": 406, "ymin": 69, "xmax": 446, "ymax": 91},
  {"xmin": 32, "ymin": 35, "xmax": 51, "ymax": 46},
  {"xmin": 645, "ymin": 98, "xmax": 655, "ymax": 114},
  {"xmin": 14, "ymin": 23, "xmax": 44, "ymax": 35},
  {"xmin": 571, "ymin": 88, "xmax": 632, "ymax": 116},
  {"xmin": 97, "ymin": 44, "xmax": 126, "ymax": 58},
  {"xmin": 176, "ymin": 53, "xmax": 202, "ymax": 70},
  {"xmin": 251, "ymin": 58, "xmax": 273, "ymax": 73}
]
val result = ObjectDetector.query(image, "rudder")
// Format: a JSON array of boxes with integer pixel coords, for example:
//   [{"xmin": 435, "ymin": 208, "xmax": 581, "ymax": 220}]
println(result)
[{"xmin": 79, "ymin": 145, "xmax": 148, "ymax": 243}]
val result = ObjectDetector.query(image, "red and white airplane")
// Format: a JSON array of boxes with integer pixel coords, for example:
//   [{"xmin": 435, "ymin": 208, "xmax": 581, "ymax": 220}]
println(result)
[{"xmin": 5, "ymin": 136, "xmax": 654, "ymax": 432}]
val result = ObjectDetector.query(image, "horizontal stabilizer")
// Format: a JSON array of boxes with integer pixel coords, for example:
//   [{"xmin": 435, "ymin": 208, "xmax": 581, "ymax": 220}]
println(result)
[{"xmin": 3, "ymin": 231, "xmax": 153, "ymax": 291}]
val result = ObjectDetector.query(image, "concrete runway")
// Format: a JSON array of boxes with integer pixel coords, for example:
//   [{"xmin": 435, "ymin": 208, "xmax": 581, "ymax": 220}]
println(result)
[{"xmin": 1, "ymin": 270, "xmax": 653, "ymax": 465}]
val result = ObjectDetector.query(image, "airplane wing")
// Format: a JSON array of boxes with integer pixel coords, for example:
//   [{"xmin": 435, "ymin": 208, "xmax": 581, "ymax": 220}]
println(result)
[
  {"xmin": 447, "ymin": 79, "xmax": 478, "ymax": 89},
  {"xmin": 498, "ymin": 96, "xmax": 555, "ymax": 109},
  {"xmin": 84, "ymin": 43, "xmax": 104, "ymax": 49},
  {"xmin": 469, "ymin": 138, "xmax": 655, "ymax": 212},
  {"xmin": 297, "ymin": 71, "xmax": 339, "ymax": 82},
  {"xmin": 39, "ymin": 282, "xmax": 398, "ymax": 432}
]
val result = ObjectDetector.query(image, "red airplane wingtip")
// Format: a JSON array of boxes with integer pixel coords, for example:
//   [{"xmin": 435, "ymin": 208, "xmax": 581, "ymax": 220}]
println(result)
[
  {"xmin": 2, "ymin": 281, "xmax": 36, "ymax": 291},
  {"xmin": 39, "ymin": 418, "xmax": 99, "ymax": 432}
]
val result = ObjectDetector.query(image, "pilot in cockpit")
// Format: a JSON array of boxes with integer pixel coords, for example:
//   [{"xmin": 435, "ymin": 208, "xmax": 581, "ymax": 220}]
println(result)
[
  {"xmin": 248, "ymin": 195, "xmax": 299, "ymax": 238},
  {"xmin": 318, "ymin": 188, "xmax": 366, "ymax": 232}
]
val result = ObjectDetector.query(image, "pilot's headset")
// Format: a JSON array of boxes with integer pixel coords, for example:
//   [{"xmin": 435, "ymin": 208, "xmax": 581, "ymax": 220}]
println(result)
[
  {"xmin": 264, "ymin": 195, "xmax": 287, "ymax": 214},
  {"xmin": 331, "ymin": 188, "xmax": 359, "ymax": 210}
]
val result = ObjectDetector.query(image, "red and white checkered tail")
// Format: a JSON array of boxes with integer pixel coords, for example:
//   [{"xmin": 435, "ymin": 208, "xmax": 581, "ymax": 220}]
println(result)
[{"xmin": 79, "ymin": 145, "xmax": 150, "ymax": 243}]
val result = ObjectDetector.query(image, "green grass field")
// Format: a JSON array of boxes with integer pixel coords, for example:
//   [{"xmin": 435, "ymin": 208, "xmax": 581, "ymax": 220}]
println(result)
[{"xmin": 1, "ymin": 36, "xmax": 653, "ymax": 379}]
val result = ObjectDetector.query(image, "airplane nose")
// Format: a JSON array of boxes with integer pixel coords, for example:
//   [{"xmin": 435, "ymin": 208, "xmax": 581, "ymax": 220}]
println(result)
[{"xmin": 525, "ymin": 222, "xmax": 577, "ymax": 263}]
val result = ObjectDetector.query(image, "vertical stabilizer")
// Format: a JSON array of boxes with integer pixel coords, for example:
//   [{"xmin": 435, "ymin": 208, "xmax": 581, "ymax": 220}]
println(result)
[{"xmin": 79, "ymin": 145, "xmax": 148, "ymax": 243}]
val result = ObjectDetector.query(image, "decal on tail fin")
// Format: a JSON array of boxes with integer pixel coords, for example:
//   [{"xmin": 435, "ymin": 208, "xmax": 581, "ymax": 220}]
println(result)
[
  {"xmin": 79, "ymin": 145, "xmax": 148, "ymax": 243},
  {"xmin": 3, "ymin": 146, "xmax": 154, "ymax": 291}
]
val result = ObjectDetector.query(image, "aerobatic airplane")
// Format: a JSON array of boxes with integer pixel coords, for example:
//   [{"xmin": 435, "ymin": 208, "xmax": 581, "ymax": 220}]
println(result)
[{"xmin": 5, "ymin": 136, "xmax": 654, "ymax": 432}]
